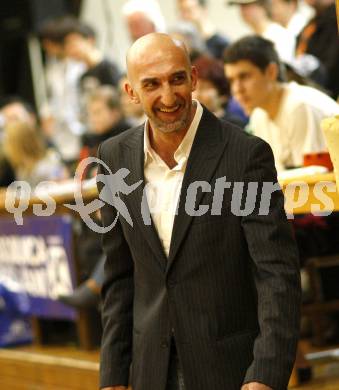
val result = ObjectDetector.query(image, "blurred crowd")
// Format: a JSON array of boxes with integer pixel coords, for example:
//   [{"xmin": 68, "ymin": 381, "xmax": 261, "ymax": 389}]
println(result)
[{"xmin": 1, "ymin": 0, "xmax": 338, "ymax": 188}]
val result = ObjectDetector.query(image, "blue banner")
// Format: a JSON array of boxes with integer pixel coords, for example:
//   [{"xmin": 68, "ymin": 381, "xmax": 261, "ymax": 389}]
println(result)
[{"xmin": 0, "ymin": 215, "xmax": 76, "ymax": 320}]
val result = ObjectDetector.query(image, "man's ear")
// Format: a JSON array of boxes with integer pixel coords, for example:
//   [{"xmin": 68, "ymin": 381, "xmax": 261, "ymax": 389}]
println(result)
[
  {"xmin": 125, "ymin": 82, "xmax": 140, "ymax": 104},
  {"xmin": 266, "ymin": 62, "xmax": 279, "ymax": 81},
  {"xmin": 191, "ymin": 66, "xmax": 198, "ymax": 92}
]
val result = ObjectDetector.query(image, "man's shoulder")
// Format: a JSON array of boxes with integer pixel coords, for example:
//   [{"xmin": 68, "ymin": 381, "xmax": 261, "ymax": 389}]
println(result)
[
  {"xmin": 282, "ymin": 82, "xmax": 339, "ymax": 115},
  {"xmin": 199, "ymin": 107, "xmax": 266, "ymax": 153}
]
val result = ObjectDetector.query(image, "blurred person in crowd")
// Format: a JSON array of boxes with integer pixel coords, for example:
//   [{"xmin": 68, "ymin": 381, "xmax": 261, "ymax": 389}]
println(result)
[
  {"xmin": 39, "ymin": 16, "xmax": 86, "ymax": 163},
  {"xmin": 122, "ymin": 0, "xmax": 166, "ymax": 42},
  {"xmin": 0, "ymin": 96, "xmax": 37, "ymax": 129},
  {"xmin": 59, "ymin": 86, "xmax": 130, "ymax": 307},
  {"xmin": 169, "ymin": 21, "xmax": 208, "ymax": 62},
  {"xmin": 118, "ymin": 75, "xmax": 146, "ymax": 127},
  {"xmin": 295, "ymin": 0, "xmax": 339, "ymax": 99},
  {"xmin": 192, "ymin": 54, "xmax": 247, "ymax": 127},
  {"xmin": 176, "ymin": 0, "xmax": 229, "ymax": 60},
  {"xmin": 63, "ymin": 19, "xmax": 121, "ymax": 91},
  {"xmin": 0, "ymin": 97, "xmax": 39, "ymax": 187},
  {"xmin": 270, "ymin": 0, "xmax": 311, "ymax": 37},
  {"xmin": 3, "ymin": 121, "xmax": 68, "ymax": 188},
  {"xmin": 81, "ymin": 86, "xmax": 130, "ymax": 173},
  {"xmin": 224, "ymin": 35, "xmax": 339, "ymax": 172},
  {"xmin": 228, "ymin": 0, "xmax": 296, "ymax": 65}
]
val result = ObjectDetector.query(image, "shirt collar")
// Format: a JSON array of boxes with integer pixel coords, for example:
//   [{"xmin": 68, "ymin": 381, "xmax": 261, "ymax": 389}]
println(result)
[{"xmin": 144, "ymin": 100, "xmax": 203, "ymax": 166}]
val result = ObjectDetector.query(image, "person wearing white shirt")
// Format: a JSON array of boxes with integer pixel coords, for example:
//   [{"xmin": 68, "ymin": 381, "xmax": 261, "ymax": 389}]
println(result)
[
  {"xmin": 228, "ymin": 0, "xmax": 296, "ymax": 65},
  {"xmin": 270, "ymin": 0, "xmax": 312, "ymax": 37},
  {"xmin": 224, "ymin": 35, "xmax": 339, "ymax": 172}
]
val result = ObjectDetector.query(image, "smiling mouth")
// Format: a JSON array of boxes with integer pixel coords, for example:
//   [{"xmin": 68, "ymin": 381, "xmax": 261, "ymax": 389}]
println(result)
[{"xmin": 158, "ymin": 105, "xmax": 181, "ymax": 113}]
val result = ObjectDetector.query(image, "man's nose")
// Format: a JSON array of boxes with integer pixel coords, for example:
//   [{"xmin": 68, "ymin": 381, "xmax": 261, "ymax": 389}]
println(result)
[{"xmin": 161, "ymin": 84, "xmax": 176, "ymax": 106}]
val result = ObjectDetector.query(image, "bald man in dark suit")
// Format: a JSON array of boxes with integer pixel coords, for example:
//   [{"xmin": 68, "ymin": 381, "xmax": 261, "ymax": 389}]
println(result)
[{"xmin": 98, "ymin": 33, "xmax": 301, "ymax": 390}]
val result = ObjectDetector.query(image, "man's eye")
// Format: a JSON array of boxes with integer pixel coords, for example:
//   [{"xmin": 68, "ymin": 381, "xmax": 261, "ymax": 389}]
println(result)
[
  {"xmin": 240, "ymin": 74, "xmax": 249, "ymax": 81},
  {"xmin": 144, "ymin": 82, "xmax": 158, "ymax": 90},
  {"xmin": 172, "ymin": 75, "xmax": 185, "ymax": 84}
]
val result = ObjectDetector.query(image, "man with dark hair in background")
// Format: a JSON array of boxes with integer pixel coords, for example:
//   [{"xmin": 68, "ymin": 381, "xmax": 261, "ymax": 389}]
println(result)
[
  {"xmin": 82, "ymin": 85, "xmax": 130, "ymax": 164},
  {"xmin": 62, "ymin": 19, "xmax": 121, "ymax": 91},
  {"xmin": 224, "ymin": 35, "xmax": 339, "ymax": 172}
]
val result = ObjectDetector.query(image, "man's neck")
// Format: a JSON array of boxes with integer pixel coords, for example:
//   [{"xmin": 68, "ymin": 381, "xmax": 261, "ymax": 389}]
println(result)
[
  {"xmin": 149, "ymin": 129, "xmax": 184, "ymax": 169},
  {"xmin": 260, "ymin": 83, "xmax": 284, "ymax": 120}
]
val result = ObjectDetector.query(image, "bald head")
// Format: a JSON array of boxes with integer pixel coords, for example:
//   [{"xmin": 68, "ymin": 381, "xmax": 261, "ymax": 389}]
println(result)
[
  {"xmin": 126, "ymin": 33, "xmax": 191, "ymax": 82},
  {"xmin": 123, "ymin": 32, "xmax": 198, "ymax": 136}
]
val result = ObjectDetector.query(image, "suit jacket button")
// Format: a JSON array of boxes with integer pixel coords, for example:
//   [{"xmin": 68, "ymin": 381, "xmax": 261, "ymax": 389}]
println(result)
[{"xmin": 161, "ymin": 341, "xmax": 169, "ymax": 348}]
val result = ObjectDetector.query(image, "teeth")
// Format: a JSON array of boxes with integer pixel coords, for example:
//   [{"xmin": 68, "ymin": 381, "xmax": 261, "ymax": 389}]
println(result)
[{"xmin": 159, "ymin": 106, "xmax": 179, "ymax": 113}]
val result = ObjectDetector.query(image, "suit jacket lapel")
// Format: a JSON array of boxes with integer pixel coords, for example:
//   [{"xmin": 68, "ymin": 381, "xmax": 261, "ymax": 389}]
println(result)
[
  {"xmin": 167, "ymin": 108, "xmax": 230, "ymax": 272},
  {"xmin": 120, "ymin": 126, "xmax": 167, "ymax": 271}
]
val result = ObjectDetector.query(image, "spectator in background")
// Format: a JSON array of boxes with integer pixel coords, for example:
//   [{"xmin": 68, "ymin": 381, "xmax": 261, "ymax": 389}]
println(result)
[
  {"xmin": 295, "ymin": 0, "xmax": 339, "ymax": 99},
  {"xmin": 0, "ymin": 97, "xmax": 39, "ymax": 187},
  {"xmin": 122, "ymin": 0, "xmax": 166, "ymax": 42},
  {"xmin": 3, "ymin": 121, "xmax": 68, "ymax": 188},
  {"xmin": 0, "ymin": 97, "xmax": 37, "ymax": 129},
  {"xmin": 192, "ymin": 54, "xmax": 247, "ymax": 127},
  {"xmin": 228, "ymin": 0, "xmax": 296, "ymax": 65},
  {"xmin": 39, "ymin": 16, "xmax": 86, "ymax": 164},
  {"xmin": 80, "ymin": 86, "xmax": 130, "ymax": 174},
  {"xmin": 63, "ymin": 19, "xmax": 121, "ymax": 92},
  {"xmin": 176, "ymin": 0, "xmax": 229, "ymax": 60},
  {"xmin": 59, "ymin": 86, "xmax": 130, "ymax": 309},
  {"xmin": 224, "ymin": 35, "xmax": 339, "ymax": 172},
  {"xmin": 270, "ymin": 0, "xmax": 311, "ymax": 37},
  {"xmin": 169, "ymin": 21, "xmax": 208, "ymax": 62}
]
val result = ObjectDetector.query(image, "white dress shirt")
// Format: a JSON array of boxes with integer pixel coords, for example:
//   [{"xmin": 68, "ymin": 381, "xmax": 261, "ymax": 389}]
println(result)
[{"xmin": 144, "ymin": 100, "xmax": 203, "ymax": 256}]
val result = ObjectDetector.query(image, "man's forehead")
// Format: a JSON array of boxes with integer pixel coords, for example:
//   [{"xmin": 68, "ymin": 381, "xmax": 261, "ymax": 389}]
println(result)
[
  {"xmin": 127, "ymin": 33, "xmax": 189, "ymax": 70},
  {"xmin": 130, "ymin": 44, "xmax": 187, "ymax": 66},
  {"xmin": 140, "ymin": 68, "xmax": 188, "ymax": 82},
  {"xmin": 128, "ymin": 50, "xmax": 190, "ymax": 83},
  {"xmin": 225, "ymin": 60, "xmax": 258, "ymax": 73}
]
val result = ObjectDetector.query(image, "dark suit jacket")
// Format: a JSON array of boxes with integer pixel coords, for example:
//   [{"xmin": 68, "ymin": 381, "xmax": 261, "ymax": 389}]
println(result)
[{"xmin": 97, "ymin": 108, "xmax": 301, "ymax": 390}]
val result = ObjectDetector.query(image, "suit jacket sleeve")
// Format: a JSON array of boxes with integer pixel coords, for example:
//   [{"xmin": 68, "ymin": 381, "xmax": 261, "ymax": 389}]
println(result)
[
  {"xmin": 97, "ymin": 144, "xmax": 134, "ymax": 388},
  {"xmin": 241, "ymin": 139, "xmax": 301, "ymax": 390}
]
